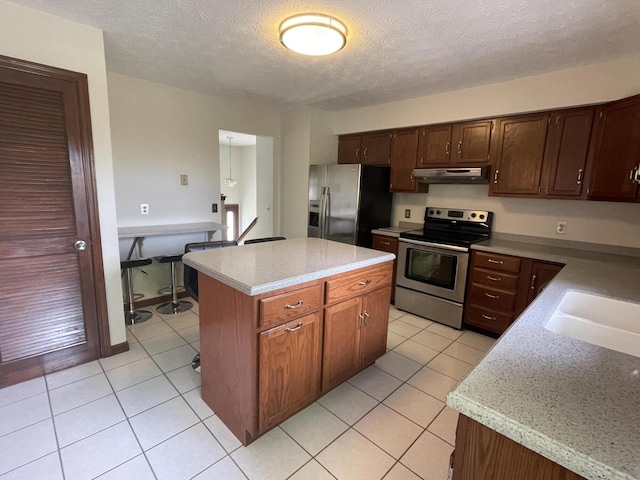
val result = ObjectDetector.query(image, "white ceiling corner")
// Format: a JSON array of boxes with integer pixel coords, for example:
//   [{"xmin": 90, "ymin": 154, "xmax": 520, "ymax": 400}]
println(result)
[{"xmin": 8, "ymin": 0, "xmax": 640, "ymax": 111}]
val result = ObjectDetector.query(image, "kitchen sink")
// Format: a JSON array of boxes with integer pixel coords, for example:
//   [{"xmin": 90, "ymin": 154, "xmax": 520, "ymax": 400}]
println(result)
[{"xmin": 545, "ymin": 291, "xmax": 640, "ymax": 358}]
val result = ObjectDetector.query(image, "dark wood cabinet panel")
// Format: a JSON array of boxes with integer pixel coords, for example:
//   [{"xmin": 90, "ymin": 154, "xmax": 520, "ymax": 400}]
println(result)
[
  {"xmin": 321, "ymin": 297, "xmax": 361, "ymax": 392},
  {"xmin": 417, "ymin": 125, "xmax": 452, "ymax": 167},
  {"xmin": 526, "ymin": 261, "xmax": 563, "ymax": 305},
  {"xmin": 542, "ymin": 108, "xmax": 594, "ymax": 197},
  {"xmin": 259, "ymin": 313, "xmax": 322, "ymax": 432},
  {"xmin": 337, "ymin": 134, "xmax": 361, "ymax": 164},
  {"xmin": 588, "ymin": 95, "xmax": 640, "ymax": 202},
  {"xmin": 473, "ymin": 251, "xmax": 521, "ymax": 273},
  {"xmin": 372, "ymin": 234, "xmax": 399, "ymax": 302},
  {"xmin": 359, "ymin": 288, "xmax": 391, "ymax": 366},
  {"xmin": 390, "ymin": 128, "xmax": 420, "ymax": 192},
  {"xmin": 453, "ymin": 415, "xmax": 585, "ymax": 480},
  {"xmin": 452, "ymin": 120, "xmax": 493, "ymax": 165},
  {"xmin": 362, "ymin": 131, "xmax": 392, "ymax": 165},
  {"xmin": 490, "ymin": 114, "xmax": 549, "ymax": 196},
  {"xmin": 468, "ymin": 284, "xmax": 517, "ymax": 313}
]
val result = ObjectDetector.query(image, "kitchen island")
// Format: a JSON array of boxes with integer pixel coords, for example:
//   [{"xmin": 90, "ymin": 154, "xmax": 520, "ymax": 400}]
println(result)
[
  {"xmin": 183, "ymin": 238, "xmax": 395, "ymax": 445},
  {"xmin": 447, "ymin": 235, "xmax": 640, "ymax": 480}
]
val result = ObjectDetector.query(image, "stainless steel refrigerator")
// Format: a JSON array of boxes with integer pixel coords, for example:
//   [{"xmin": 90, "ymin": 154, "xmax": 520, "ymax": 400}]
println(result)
[{"xmin": 308, "ymin": 164, "xmax": 392, "ymax": 248}]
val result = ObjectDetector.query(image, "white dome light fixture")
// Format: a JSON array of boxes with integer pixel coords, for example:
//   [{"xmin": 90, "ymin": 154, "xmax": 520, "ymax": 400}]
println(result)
[{"xmin": 279, "ymin": 14, "xmax": 347, "ymax": 56}]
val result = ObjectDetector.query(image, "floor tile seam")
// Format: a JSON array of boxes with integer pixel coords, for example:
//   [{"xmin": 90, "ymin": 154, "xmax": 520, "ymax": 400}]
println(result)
[
  {"xmin": 387, "ymin": 325, "xmax": 428, "ymax": 340},
  {"xmin": 137, "ymin": 335, "xmax": 196, "ymax": 375},
  {"xmin": 455, "ymin": 337, "xmax": 493, "ymax": 352},
  {"xmin": 285, "ymin": 459, "xmax": 338, "ymax": 480},
  {"xmin": 350, "ymin": 419, "xmax": 423, "ymax": 461},
  {"xmin": 0, "ymin": 449, "xmax": 60, "ymax": 479},
  {"xmin": 276, "ymin": 424, "xmax": 320, "ymax": 467},
  {"xmin": 429, "ymin": 351, "xmax": 475, "ymax": 368},
  {"xmin": 51, "ymin": 390, "xmax": 115, "ymax": 417},
  {"xmin": 0, "ymin": 391, "xmax": 53, "ymax": 438},
  {"xmin": 138, "ymin": 338, "xmax": 189, "ymax": 356},
  {"xmin": 313, "ymin": 399, "xmax": 363, "ymax": 430},
  {"xmin": 373, "ymin": 363, "xmax": 421, "ymax": 383},
  {"xmin": 380, "ymin": 393, "xmax": 445, "ymax": 431},
  {"xmin": 184, "ymin": 453, "xmax": 235, "ymax": 480},
  {"xmin": 0, "ymin": 388, "xmax": 47, "ymax": 410},
  {"xmin": 389, "ymin": 345, "xmax": 437, "ymax": 366},
  {"xmin": 44, "ymin": 377, "xmax": 66, "ymax": 480},
  {"xmin": 347, "ymin": 366, "xmax": 404, "ymax": 403},
  {"xmin": 306, "ymin": 426, "xmax": 355, "ymax": 471},
  {"xmin": 425, "ymin": 425, "xmax": 456, "ymax": 448},
  {"xmin": 386, "ymin": 460, "xmax": 426, "ymax": 480},
  {"xmin": 45, "ymin": 371, "xmax": 105, "ymax": 393},
  {"xmin": 110, "ymin": 371, "xmax": 166, "ymax": 394},
  {"xmin": 449, "ymin": 340, "xmax": 487, "ymax": 354}
]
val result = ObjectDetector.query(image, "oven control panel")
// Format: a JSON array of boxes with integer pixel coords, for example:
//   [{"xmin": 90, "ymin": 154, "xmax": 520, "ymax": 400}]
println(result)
[{"xmin": 426, "ymin": 208, "xmax": 491, "ymax": 223}]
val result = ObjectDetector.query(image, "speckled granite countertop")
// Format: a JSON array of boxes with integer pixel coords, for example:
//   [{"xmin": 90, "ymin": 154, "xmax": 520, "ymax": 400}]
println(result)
[
  {"xmin": 447, "ymin": 236, "xmax": 640, "ymax": 480},
  {"xmin": 182, "ymin": 237, "xmax": 395, "ymax": 296}
]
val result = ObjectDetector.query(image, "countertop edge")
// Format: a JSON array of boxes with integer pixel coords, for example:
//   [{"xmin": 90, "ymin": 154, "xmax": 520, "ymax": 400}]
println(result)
[
  {"xmin": 183, "ymin": 253, "xmax": 395, "ymax": 296},
  {"xmin": 446, "ymin": 391, "xmax": 633, "ymax": 480}
]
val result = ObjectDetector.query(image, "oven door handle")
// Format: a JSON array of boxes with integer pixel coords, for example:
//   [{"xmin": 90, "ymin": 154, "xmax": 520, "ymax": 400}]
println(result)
[{"xmin": 399, "ymin": 238, "xmax": 469, "ymax": 253}]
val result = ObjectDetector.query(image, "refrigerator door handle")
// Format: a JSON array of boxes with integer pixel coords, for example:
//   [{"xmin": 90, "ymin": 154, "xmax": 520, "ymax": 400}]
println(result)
[
  {"xmin": 323, "ymin": 186, "xmax": 331, "ymax": 237},
  {"xmin": 319, "ymin": 187, "xmax": 326, "ymax": 237}
]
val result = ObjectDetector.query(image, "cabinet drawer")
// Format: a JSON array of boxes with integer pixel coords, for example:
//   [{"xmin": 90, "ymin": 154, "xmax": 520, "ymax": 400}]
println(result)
[
  {"xmin": 468, "ymin": 283, "xmax": 517, "ymax": 313},
  {"xmin": 470, "ymin": 267, "xmax": 519, "ymax": 291},
  {"xmin": 473, "ymin": 251, "xmax": 521, "ymax": 273},
  {"xmin": 325, "ymin": 263, "xmax": 392, "ymax": 305},
  {"xmin": 259, "ymin": 285, "xmax": 322, "ymax": 329},
  {"xmin": 464, "ymin": 303, "xmax": 514, "ymax": 334},
  {"xmin": 372, "ymin": 235, "xmax": 398, "ymax": 253}
]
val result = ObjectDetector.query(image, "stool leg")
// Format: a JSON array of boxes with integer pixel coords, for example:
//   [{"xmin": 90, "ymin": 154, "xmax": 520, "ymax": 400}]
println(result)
[
  {"xmin": 156, "ymin": 260, "xmax": 193, "ymax": 315},
  {"xmin": 124, "ymin": 267, "xmax": 152, "ymax": 326}
]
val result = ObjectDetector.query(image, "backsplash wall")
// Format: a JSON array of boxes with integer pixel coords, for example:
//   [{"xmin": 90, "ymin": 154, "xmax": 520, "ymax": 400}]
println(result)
[{"xmin": 392, "ymin": 186, "xmax": 640, "ymax": 249}]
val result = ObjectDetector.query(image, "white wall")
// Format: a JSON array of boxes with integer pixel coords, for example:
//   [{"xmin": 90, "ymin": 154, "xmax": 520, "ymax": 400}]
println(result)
[
  {"xmin": 280, "ymin": 106, "xmax": 337, "ymax": 239},
  {"xmin": 109, "ymin": 72, "xmax": 283, "ymax": 300},
  {"xmin": 0, "ymin": 1, "xmax": 124, "ymax": 345},
  {"xmin": 331, "ymin": 56, "xmax": 640, "ymax": 249},
  {"xmin": 254, "ymin": 136, "xmax": 275, "ymax": 241}
]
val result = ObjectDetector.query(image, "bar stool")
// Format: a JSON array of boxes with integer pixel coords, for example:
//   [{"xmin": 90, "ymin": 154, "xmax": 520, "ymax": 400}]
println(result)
[
  {"xmin": 156, "ymin": 254, "xmax": 193, "ymax": 315},
  {"xmin": 121, "ymin": 258, "xmax": 153, "ymax": 325}
]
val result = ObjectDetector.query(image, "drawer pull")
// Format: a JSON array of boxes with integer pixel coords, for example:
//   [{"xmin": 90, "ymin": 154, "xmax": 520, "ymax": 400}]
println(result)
[
  {"xmin": 486, "ymin": 275, "xmax": 500, "ymax": 282},
  {"xmin": 380, "ymin": 241, "xmax": 391, "ymax": 246},
  {"xmin": 484, "ymin": 293, "xmax": 500, "ymax": 299},
  {"xmin": 481, "ymin": 314, "xmax": 496, "ymax": 321},
  {"xmin": 487, "ymin": 259, "xmax": 503, "ymax": 265},
  {"xmin": 358, "ymin": 280, "xmax": 372, "ymax": 286},
  {"xmin": 285, "ymin": 322, "xmax": 303, "ymax": 332},
  {"xmin": 530, "ymin": 274, "xmax": 537, "ymax": 291},
  {"xmin": 285, "ymin": 301, "xmax": 303, "ymax": 309}
]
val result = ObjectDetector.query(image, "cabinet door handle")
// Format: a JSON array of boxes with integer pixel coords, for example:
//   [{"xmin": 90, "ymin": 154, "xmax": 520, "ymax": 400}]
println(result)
[
  {"xmin": 577, "ymin": 168, "xmax": 583, "ymax": 185},
  {"xmin": 487, "ymin": 259, "xmax": 503, "ymax": 265},
  {"xmin": 457, "ymin": 141, "xmax": 463, "ymax": 154},
  {"xmin": 630, "ymin": 166, "xmax": 640, "ymax": 183},
  {"xmin": 494, "ymin": 170, "xmax": 499, "ymax": 184},
  {"xmin": 481, "ymin": 314, "xmax": 497, "ymax": 321},
  {"xmin": 285, "ymin": 322, "xmax": 303, "ymax": 332},
  {"xmin": 355, "ymin": 148, "xmax": 360, "ymax": 159},
  {"xmin": 486, "ymin": 275, "xmax": 500, "ymax": 282},
  {"xmin": 363, "ymin": 147, "xmax": 368, "ymax": 158},
  {"xmin": 363, "ymin": 311, "xmax": 370, "ymax": 326},
  {"xmin": 358, "ymin": 313, "xmax": 365, "ymax": 328},
  {"xmin": 285, "ymin": 301, "xmax": 303, "ymax": 309},
  {"xmin": 484, "ymin": 293, "xmax": 499, "ymax": 299},
  {"xmin": 530, "ymin": 274, "xmax": 537, "ymax": 291},
  {"xmin": 358, "ymin": 280, "xmax": 371, "ymax": 286},
  {"xmin": 445, "ymin": 142, "xmax": 450, "ymax": 154}
]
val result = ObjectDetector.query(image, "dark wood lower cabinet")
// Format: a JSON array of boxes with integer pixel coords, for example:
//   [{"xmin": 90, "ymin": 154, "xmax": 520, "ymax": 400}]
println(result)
[{"xmin": 453, "ymin": 415, "xmax": 585, "ymax": 480}]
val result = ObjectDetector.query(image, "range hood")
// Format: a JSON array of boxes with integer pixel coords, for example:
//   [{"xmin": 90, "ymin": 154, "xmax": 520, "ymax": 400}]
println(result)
[{"xmin": 412, "ymin": 167, "xmax": 490, "ymax": 184}]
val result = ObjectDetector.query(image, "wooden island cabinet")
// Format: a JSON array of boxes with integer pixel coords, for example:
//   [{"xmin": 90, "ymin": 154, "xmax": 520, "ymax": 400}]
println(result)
[{"xmin": 196, "ymin": 256, "xmax": 393, "ymax": 446}]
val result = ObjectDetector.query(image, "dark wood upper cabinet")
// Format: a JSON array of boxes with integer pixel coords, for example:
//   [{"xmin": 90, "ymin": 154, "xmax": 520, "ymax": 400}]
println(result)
[
  {"xmin": 452, "ymin": 120, "xmax": 493, "ymax": 165},
  {"xmin": 588, "ymin": 95, "xmax": 640, "ymax": 202},
  {"xmin": 391, "ymin": 128, "xmax": 424, "ymax": 192},
  {"xmin": 490, "ymin": 114, "xmax": 550, "ymax": 196},
  {"xmin": 337, "ymin": 134, "xmax": 361, "ymax": 164},
  {"xmin": 542, "ymin": 107, "xmax": 595, "ymax": 198},
  {"xmin": 362, "ymin": 131, "xmax": 392, "ymax": 165},
  {"xmin": 417, "ymin": 125, "xmax": 452, "ymax": 167}
]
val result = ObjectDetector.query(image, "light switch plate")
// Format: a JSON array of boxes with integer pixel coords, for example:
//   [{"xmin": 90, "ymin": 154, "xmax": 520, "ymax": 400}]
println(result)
[{"xmin": 180, "ymin": 174, "xmax": 188, "ymax": 186}]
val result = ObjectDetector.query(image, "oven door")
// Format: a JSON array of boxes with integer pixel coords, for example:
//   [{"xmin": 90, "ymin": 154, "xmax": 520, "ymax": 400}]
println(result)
[{"xmin": 396, "ymin": 239, "xmax": 469, "ymax": 303}]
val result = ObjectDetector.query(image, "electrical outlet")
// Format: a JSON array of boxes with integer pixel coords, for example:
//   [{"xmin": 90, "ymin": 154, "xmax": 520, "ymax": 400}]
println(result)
[
  {"xmin": 404, "ymin": 209, "xmax": 411, "ymax": 219},
  {"xmin": 556, "ymin": 222, "xmax": 567, "ymax": 234},
  {"xmin": 212, "ymin": 203, "xmax": 218, "ymax": 213},
  {"xmin": 180, "ymin": 174, "xmax": 188, "ymax": 186},
  {"xmin": 140, "ymin": 203, "xmax": 149, "ymax": 215}
]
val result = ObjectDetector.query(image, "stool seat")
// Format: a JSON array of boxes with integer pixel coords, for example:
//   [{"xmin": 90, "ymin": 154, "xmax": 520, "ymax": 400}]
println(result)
[
  {"xmin": 121, "ymin": 258, "xmax": 152, "ymax": 270},
  {"xmin": 156, "ymin": 254, "xmax": 183, "ymax": 264}
]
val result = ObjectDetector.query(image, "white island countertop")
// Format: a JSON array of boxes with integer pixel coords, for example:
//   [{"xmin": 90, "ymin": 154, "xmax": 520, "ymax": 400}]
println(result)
[
  {"xmin": 447, "ymin": 237, "xmax": 640, "ymax": 480},
  {"xmin": 182, "ymin": 237, "xmax": 395, "ymax": 296}
]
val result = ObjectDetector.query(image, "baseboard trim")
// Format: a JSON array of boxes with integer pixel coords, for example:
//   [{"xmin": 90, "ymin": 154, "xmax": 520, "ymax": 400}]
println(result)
[
  {"xmin": 108, "ymin": 341, "xmax": 130, "ymax": 357},
  {"xmin": 133, "ymin": 291, "xmax": 190, "ymax": 309}
]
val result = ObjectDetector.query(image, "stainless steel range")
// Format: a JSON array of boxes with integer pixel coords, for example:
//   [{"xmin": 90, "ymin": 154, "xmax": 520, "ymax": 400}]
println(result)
[{"xmin": 396, "ymin": 207, "xmax": 493, "ymax": 329}]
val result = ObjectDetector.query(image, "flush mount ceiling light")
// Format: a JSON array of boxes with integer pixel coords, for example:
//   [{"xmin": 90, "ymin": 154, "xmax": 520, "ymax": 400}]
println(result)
[{"xmin": 279, "ymin": 14, "xmax": 347, "ymax": 56}]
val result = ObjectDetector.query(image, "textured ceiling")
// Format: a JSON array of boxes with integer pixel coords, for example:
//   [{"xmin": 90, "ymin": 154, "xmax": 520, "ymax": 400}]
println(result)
[{"xmin": 8, "ymin": 0, "xmax": 640, "ymax": 110}]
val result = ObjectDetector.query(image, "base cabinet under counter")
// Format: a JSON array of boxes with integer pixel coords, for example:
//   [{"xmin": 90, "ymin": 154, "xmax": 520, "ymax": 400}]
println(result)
[
  {"xmin": 464, "ymin": 251, "xmax": 564, "ymax": 335},
  {"xmin": 198, "ymin": 261, "xmax": 393, "ymax": 446},
  {"xmin": 452, "ymin": 415, "xmax": 586, "ymax": 480}
]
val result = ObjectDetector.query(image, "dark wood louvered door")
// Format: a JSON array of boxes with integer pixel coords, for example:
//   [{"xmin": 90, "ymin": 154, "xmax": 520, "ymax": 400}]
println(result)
[{"xmin": 0, "ymin": 58, "xmax": 104, "ymax": 387}]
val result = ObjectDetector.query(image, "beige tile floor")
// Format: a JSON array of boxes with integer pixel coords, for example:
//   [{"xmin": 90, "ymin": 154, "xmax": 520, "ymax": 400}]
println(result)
[{"xmin": 0, "ymin": 303, "xmax": 495, "ymax": 480}]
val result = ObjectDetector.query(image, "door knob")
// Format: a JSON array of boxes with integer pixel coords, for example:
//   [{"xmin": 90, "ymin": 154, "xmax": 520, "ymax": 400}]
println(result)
[{"xmin": 74, "ymin": 240, "xmax": 87, "ymax": 251}]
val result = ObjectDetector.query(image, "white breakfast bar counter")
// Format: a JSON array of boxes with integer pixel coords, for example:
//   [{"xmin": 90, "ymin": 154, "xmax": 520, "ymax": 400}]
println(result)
[{"xmin": 447, "ymin": 237, "xmax": 640, "ymax": 480}]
